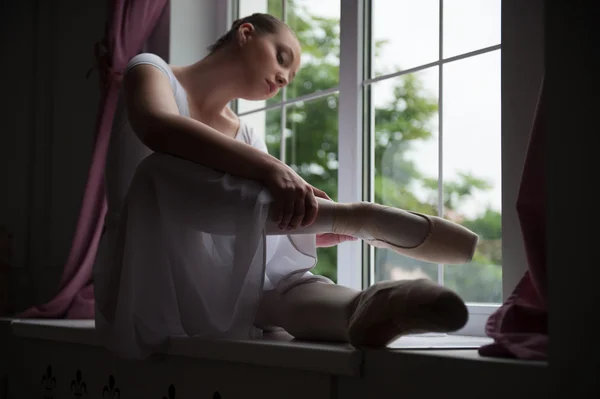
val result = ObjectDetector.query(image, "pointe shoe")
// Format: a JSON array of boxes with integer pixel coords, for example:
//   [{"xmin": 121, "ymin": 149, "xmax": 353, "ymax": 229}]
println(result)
[
  {"xmin": 333, "ymin": 203, "xmax": 479, "ymax": 265},
  {"xmin": 348, "ymin": 279, "xmax": 468, "ymax": 347}
]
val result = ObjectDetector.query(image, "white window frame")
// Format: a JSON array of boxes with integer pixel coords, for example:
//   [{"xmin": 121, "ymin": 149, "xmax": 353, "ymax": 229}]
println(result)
[
  {"xmin": 227, "ymin": 0, "xmax": 506, "ymax": 337},
  {"xmin": 355, "ymin": 0, "xmax": 503, "ymax": 336}
]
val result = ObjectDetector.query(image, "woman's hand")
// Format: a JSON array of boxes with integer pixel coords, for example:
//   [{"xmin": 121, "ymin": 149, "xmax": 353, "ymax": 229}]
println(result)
[{"xmin": 262, "ymin": 162, "xmax": 319, "ymax": 230}]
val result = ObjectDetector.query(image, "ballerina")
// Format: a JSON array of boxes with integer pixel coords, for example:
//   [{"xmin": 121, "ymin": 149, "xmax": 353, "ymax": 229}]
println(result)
[{"xmin": 93, "ymin": 12, "xmax": 478, "ymax": 360}]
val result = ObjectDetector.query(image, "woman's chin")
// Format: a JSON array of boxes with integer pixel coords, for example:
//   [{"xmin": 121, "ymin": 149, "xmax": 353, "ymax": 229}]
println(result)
[
  {"xmin": 264, "ymin": 91, "xmax": 279, "ymax": 101},
  {"xmin": 242, "ymin": 92, "xmax": 276, "ymax": 102}
]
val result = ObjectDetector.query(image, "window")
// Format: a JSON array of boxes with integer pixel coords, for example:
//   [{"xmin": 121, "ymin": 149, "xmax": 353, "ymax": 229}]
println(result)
[
  {"xmin": 235, "ymin": 0, "xmax": 342, "ymax": 282},
  {"xmin": 364, "ymin": 0, "xmax": 502, "ymax": 306},
  {"xmin": 232, "ymin": 0, "xmax": 502, "ymax": 332}
]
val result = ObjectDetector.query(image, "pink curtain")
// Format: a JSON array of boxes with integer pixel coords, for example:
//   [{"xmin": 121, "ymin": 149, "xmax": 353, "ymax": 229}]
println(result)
[
  {"xmin": 479, "ymin": 77, "xmax": 547, "ymax": 360},
  {"xmin": 19, "ymin": 0, "xmax": 169, "ymax": 319}
]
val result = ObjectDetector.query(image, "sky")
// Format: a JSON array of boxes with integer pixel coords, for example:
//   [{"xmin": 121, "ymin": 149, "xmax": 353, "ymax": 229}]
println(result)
[{"xmin": 240, "ymin": 0, "xmax": 502, "ymax": 218}]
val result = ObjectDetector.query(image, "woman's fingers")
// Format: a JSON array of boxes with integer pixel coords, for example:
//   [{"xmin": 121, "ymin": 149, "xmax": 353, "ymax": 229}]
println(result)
[
  {"xmin": 265, "ymin": 167, "xmax": 330, "ymax": 230},
  {"xmin": 302, "ymin": 190, "xmax": 319, "ymax": 227},
  {"xmin": 288, "ymin": 196, "xmax": 306, "ymax": 229},
  {"xmin": 279, "ymin": 197, "xmax": 295, "ymax": 229},
  {"xmin": 312, "ymin": 186, "xmax": 332, "ymax": 201},
  {"xmin": 271, "ymin": 199, "xmax": 284, "ymax": 226}
]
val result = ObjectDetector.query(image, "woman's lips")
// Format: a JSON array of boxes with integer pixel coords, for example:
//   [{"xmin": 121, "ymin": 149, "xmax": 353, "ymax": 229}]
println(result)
[{"xmin": 266, "ymin": 80, "xmax": 277, "ymax": 94}]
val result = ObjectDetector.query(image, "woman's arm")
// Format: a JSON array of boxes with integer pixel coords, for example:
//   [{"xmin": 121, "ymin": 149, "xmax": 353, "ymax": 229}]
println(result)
[
  {"xmin": 122, "ymin": 64, "xmax": 320, "ymax": 230},
  {"xmin": 123, "ymin": 64, "xmax": 279, "ymax": 181}
]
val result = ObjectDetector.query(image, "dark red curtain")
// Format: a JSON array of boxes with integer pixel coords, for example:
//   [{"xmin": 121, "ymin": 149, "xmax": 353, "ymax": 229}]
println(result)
[
  {"xmin": 479, "ymin": 77, "xmax": 547, "ymax": 360},
  {"xmin": 19, "ymin": 0, "xmax": 169, "ymax": 319}
]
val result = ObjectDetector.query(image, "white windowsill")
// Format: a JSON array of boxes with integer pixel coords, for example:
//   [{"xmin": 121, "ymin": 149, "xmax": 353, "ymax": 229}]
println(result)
[
  {"xmin": 451, "ymin": 303, "xmax": 500, "ymax": 337},
  {"xmin": 2, "ymin": 318, "xmax": 545, "ymax": 379}
]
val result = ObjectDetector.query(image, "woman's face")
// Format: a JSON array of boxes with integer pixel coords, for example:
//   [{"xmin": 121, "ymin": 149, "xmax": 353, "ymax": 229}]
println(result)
[{"xmin": 237, "ymin": 23, "xmax": 301, "ymax": 101}]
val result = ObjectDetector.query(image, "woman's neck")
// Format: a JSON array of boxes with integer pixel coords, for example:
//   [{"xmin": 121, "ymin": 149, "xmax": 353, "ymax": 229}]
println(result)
[{"xmin": 175, "ymin": 50, "xmax": 244, "ymax": 118}]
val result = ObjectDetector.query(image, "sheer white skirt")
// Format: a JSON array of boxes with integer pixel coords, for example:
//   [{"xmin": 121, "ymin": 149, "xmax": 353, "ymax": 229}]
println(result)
[{"xmin": 93, "ymin": 153, "xmax": 331, "ymax": 359}]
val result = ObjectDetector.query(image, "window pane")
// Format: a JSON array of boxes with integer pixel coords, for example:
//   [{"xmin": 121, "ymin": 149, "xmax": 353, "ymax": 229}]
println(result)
[
  {"xmin": 442, "ymin": 51, "xmax": 502, "ymax": 304},
  {"xmin": 238, "ymin": 91, "xmax": 283, "ymax": 115},
  {"xmin": 370, "ymin": 68, "xmax": 441, "ymax": 283},
  {"xmin": 286, "ymin": 0, "xmax": 341, "ymax": 99},
  {"xmin": 237, "ymin": 0, "xmax": 284, "ymax": 114},
  {"xmin": 443, "ymin": 0, "xmax": 501, "ymax": 59},
  {"xmin": 239, "ymin": 0, "xmax": 283, "ymax": 18},
  {"xmin": 285, "ymin": 93, "xmax": 339, "ymax": 282},
  {"xmin": 239, "ymin": 107, "xmax": 283, "ymax": 158},
  {"xmin": 371, "ymin": 0, "xmax": 439, "ymax": 78}
]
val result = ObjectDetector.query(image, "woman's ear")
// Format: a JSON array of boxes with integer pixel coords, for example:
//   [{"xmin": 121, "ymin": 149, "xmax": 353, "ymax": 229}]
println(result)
[{"xmin": 237, "ymin": 22, "xmax": 255, "ymax": 47}]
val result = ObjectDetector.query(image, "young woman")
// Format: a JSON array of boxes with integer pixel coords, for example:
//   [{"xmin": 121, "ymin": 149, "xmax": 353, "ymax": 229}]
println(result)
[{"xmin": 93, "ymin": 13, "xmax": 479, "ymax": 359}]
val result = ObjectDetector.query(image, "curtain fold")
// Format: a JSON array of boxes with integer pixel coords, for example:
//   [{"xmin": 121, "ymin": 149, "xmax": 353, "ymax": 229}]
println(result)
[
  {"xmin": 19, "ymin": 0, "xmax": 169, "ymax": 319},
  {"xmin": 479, "ymin": 77, "xmax": 547, "ymax": 360}
]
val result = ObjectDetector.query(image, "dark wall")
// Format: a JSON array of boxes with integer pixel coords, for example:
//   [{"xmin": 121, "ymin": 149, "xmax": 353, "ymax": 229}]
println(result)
[
  {"xmin": 0, "ymin": 0, "xmax": 107, "ymax": 311},
  {"xmin": 501, "ymin": 0, "xmax": 544, "ymax": 299}
]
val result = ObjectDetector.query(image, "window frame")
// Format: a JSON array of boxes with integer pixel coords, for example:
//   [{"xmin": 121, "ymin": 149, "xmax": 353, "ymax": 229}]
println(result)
[{"xmin": 228, "ymin": 0, "xmax": 505, "ymax": 337}]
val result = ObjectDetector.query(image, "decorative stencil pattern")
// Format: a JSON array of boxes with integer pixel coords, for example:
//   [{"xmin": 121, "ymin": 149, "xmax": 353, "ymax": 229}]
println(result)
[
  {"xmin": 41, "ymin": 365, "xmax": 56, "ymax": 399},
  {"xmin": 103, "ymin": 375, "xmax": 121, "ymax": 398},
  {"xmin": 163, "ymin": 384, "xmax": 176, "ymax": 399},
  {"xmin": 71, "ymin": 369, "xmax": 87, "ymax": 397}
]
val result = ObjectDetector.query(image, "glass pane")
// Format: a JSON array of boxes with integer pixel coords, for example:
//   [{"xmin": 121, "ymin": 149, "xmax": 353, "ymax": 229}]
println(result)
[
  {"xmin": 285, "ymin": 93, "xmax": 339, "ymax": 282},
  {"xmin": 371, "ymin": 0, "xmax": 439, "ymax": 78},
  {"xmin": 371, "ymin": 68, "xmax": 441, "ymax": 283},
  {"xmin": 443, "ymin": 0, "xmax": 501, "ymax": 59},
  {"xmin": 238, "ymin": 90, "xmax": 283, "ymax": 115},
  {"xmin": 239, "ymin": 107, "xmax": 283, "ymax": 159},
  {"xmin": 286, "ymin": 0, "xmax": 341, "ymax": 99},
  {"xmin": 237, "ymin": 0, "xmax": 284, "ymax": 114},
  {"xmin": 239, "ymin": 0, "xmax": 283, "ymax": 18},
  {"xmin": 442, "ymin": 50, "xmax": 502, "ymax": 304}
]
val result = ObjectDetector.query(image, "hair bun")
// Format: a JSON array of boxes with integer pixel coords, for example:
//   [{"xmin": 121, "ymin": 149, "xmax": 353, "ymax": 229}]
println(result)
[
  {"xmin": 208, "ymin": 13, "xmax": 284, "ymax": 55},
  {"xmin": 231, "ymin": 18, "xmax": 243, "ymax": 28}
]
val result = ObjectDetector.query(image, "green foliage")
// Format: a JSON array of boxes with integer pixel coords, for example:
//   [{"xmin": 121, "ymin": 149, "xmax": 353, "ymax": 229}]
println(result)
[
  {"xmin": 463, "ymin": 208, "xmax": 502, "ymax": 240},
  {"xmin": 246, "ymin": 1, "xmax": 503, "ymax": 302}
]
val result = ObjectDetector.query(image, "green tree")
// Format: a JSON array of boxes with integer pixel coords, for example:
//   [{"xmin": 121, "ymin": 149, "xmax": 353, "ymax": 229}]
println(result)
[{"xmin": 254, "ymin": 1, "xmax": 502, "ymax": 302}]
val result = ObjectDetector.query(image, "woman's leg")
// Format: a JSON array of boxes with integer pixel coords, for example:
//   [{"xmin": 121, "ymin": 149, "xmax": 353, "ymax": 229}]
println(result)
[
  {"xmin": 139, "ymin": 154, "xmax": 476, "ymax": 265},
  {"xmin": 138, "ymin": 153, "xmax": 477, "ymax": 265},
  {"xmin": 266, "ymin": 198, "xmax": 478, "ymax": 265},
  {"xmin": 265, "ymin": 199, "xmax": 430, "ymax": 248},
  {"xmin": 255, "ymin": 278, "xmax": 469, "ymax": 347},
  {"xmin": 255, "ymin": 281, "xmax": 360, "ymax": 342},
  {"xmin": 127, "ymin": 154, "xmax": 470, "ymax": 348}
]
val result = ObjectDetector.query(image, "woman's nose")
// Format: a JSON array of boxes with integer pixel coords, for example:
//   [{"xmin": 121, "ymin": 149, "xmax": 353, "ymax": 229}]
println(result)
[{"xmin": 276, "ymin": 75, "xmax": 287, "ymax": 87}]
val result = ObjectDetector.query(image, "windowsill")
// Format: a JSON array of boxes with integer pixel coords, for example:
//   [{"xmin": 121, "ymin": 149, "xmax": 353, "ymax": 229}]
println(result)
[
  {"xmin": 2, "ymin": 318, "xmax": 546, "ymax": 380},
  {"xmin": 451, "ymin": 303, "xmax": 501, "ymax": 336}
]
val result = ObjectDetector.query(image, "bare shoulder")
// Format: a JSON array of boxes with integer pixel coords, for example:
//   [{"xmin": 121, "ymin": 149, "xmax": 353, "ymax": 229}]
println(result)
[
  {"xmin": 122, "ymin": 64, "xmax": 180, "ymax": 139},
  {"xmin": 123, "ymin": 64, "xmax": 177, "ymax": 110}
]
